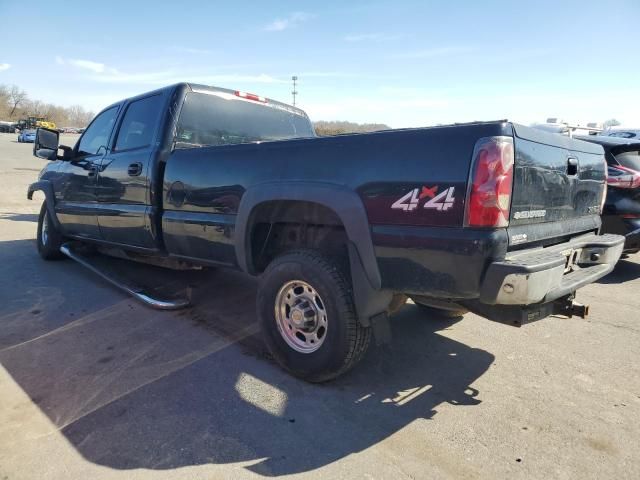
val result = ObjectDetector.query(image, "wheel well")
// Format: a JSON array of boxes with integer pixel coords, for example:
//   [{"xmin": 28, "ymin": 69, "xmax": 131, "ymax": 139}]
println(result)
[{"xmin": 248, "ymin": 200, "xmax": 349, "ymax": 273}]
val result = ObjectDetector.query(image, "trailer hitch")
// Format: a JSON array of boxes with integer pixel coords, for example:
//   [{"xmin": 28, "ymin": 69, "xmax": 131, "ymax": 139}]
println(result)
[
  {"xmin": 60, "ymin": 243, "xmax": 190, "ymax": 310},
  {"xmin": 553, "ymin": 297, "xmax": 589, "ymax": 319},
  {"xmin": 461, "ymin": 293, "xmax": 590, "ymax": 327}
]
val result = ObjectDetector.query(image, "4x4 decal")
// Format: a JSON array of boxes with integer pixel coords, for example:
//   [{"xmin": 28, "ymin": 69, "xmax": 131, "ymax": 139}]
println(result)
[{"xmin": 391, "ymin": 186, "xmax": 456, "ymax": 212}]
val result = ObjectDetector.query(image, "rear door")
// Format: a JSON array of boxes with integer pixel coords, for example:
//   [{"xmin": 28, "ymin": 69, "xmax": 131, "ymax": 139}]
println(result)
[
  {"xmin": 507, "ymin": 125, "xmax": 606, "ymax": 246},
  {"xmin": 56, "ymin": 106, "xmax": 119, "ymax": 239},
  {"xmin": 96, "ymin": 93, "xmax": 164, "ymax": 248}
]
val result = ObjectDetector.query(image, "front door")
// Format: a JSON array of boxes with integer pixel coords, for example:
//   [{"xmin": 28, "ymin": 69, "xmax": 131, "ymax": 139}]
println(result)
[
  {"xmin": 56, "ymin": 106, "xmax": 120, "ymax": 239},
  {"xmin": 96, "ymin": 93, "xmax": 164, "ymax": 248}
]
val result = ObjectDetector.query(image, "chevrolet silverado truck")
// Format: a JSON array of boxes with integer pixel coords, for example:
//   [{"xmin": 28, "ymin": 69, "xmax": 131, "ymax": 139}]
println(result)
[{"xmin": 28, "ymin": 83, "xmax": 624, "ymax": 381}]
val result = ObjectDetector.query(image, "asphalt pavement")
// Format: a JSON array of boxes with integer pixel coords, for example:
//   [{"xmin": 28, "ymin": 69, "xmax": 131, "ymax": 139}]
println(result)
[{"xmin": 0, "ymin": 132, "xmax": 639, "ymax": 479}]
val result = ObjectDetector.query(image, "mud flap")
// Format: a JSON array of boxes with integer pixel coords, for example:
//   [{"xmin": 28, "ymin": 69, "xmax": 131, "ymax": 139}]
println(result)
[
  {"xmin": 347, "ymin": 242, "xmax": 393, "ymax": 343},
  {"xmin": 370, "ymin": 312, "xmax": 392, "ymax": 346}
]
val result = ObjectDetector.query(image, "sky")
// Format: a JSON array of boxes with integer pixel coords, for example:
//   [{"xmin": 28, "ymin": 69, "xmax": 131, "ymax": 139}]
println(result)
[{"xmin": 0, "ymin": 0, "xmax": 639, "ymax": 128}]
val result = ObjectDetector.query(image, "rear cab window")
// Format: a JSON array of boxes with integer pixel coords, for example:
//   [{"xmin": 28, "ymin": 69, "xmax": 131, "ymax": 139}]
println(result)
[
  {"xmin": 115, "ymin": 94, "xmax": 164, "ymax": 151},
  {"xmin": 175, "ymin": 91, "xmax": 314, "ymax": 149}
]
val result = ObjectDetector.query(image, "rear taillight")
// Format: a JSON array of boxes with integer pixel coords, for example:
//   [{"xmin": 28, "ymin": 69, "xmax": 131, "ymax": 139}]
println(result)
[
  {"xmin": 464, "ymin": 136, "xmax": 514, "ymax": 228},
  {"xmin": 607, "ymin": 165, "xmax": 640, "ymax": 189}
]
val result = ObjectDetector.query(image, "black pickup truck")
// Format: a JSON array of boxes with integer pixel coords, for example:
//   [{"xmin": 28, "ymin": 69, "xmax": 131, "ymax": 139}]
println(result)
[{"xmin": 29, "ymin": 83, "xmax": 624, "ymax": 381}]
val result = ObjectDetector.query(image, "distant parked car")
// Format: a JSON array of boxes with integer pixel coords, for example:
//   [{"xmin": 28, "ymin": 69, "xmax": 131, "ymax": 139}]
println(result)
[
  {"xmin": 577, "ymin": 135, "xmax": 640, "ymax": 254},
  {"xmin": 601, "ymin": 128, "xmax": 640, "ymax": 140},
  {"xmin": 18, "ymin": 130, "xmax": 36, "ymax": 143},
  {"xmin": 0, "ymin": 122, "xmax": 18, "ymax": 133}
]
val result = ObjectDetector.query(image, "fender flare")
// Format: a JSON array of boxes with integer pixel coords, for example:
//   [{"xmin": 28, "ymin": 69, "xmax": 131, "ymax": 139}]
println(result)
[
  {"xmin": 27, "ymin": 180, "xmax": 62, "ymax": 231},
  {"xmin": 235, "ymin": 182, "xmax": 390, "ymax": 325},
  {"xmin": 235, "ymin": 181, "xmax": 380, "ymax": 287}
]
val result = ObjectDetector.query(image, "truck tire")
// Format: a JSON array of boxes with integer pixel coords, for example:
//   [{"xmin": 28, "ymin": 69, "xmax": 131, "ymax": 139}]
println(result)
[
  {"xmin": 257, "ymin": 250, "xmax": 371, "ymax": 382},
  {"xmin": 37, "ymin": 202, "xmax": 65, "ymax": 260}
]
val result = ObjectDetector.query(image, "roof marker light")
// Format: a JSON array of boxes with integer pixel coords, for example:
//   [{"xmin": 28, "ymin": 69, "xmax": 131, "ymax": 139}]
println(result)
[{"xmin": 235, "ymin": 91, "xmax": 267, "ymax": 103}]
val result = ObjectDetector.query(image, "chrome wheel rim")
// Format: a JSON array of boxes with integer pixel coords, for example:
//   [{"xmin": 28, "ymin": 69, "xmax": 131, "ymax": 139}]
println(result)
[
  {"xmin": 274, "ymin": 280, "xmax": 328, "ymax": 353},
  {"xmin": 42, "ymin": 213, "xmax": 49, "ymax": 245}
]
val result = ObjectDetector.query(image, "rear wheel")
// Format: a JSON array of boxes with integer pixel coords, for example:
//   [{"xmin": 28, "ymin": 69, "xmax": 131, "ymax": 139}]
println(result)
[
  {"xmin": 257, "ymin": 250, "xmax": 371, "ymax": 382},
  {"xmin": 37, "ymin": 202, "xmax": 65, "ymax": 260}
]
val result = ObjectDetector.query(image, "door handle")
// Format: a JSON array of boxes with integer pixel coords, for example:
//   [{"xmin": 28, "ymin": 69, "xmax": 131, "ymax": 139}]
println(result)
[
  {"xmin": 128, "ymin": 162, "xmax": 143, "ymax": 176},
  {"xmin": 87, "ymin": 165, "xmax": 98, "ymax": 177}
]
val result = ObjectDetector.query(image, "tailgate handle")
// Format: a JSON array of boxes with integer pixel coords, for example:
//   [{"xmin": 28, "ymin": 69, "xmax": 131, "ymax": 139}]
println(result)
[{"xmin": 567, "ymin": 157, "xmax": 579, "ymax": 176}]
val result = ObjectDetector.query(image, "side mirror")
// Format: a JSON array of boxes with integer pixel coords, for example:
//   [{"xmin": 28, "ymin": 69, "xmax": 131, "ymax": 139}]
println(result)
[
  {"xmin": 59, "ymin": 145, "xmax": 74, "ymax": 160},
  {"xmin": 33, "ymin": 127, "xmax": 59, "ymax": 160}
]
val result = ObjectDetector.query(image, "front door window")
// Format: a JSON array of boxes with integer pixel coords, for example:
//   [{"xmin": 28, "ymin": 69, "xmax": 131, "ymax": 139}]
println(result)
[{"xmin": 77, "ymin": 107, "xmax": 119, "ymax": 156}]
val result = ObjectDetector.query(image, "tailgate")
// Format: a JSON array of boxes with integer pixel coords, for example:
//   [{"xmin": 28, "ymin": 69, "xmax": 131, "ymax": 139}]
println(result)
[{"xmin": 508, "ymin": 124, "xmax": 606, "ymax": 246}]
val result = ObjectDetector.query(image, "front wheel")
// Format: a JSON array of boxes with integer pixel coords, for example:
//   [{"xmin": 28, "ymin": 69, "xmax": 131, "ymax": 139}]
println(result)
[
  {"xmin": 257, "ymin": 250, "xmax": 371, "ymax": 382},
  {"xmin": 37, "ymin": 202, "xmax": 65, "ymax": 260}
]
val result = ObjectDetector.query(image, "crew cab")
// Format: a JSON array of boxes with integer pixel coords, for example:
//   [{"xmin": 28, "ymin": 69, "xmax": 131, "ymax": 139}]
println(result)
[{"xmin": 28, "ymin": 83, "xmax": 624, "ymax": 381}]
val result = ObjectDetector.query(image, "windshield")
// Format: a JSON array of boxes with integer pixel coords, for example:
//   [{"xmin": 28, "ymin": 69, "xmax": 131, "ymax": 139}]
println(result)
[{"xmin": 175, "ymin": 91, "xmax": 315, "ymax": 149}]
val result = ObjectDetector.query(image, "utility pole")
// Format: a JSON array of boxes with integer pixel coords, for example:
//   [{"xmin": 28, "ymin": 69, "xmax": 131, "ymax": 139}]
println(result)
[{"xmin": 291, "ymin": 76, "xmax": 298, "ymax": 107}]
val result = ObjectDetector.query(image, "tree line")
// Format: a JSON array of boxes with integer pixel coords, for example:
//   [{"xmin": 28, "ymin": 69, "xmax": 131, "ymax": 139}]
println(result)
[
  {"xmin": 313, "ymin": 120, "xmax": 390, "ymax": 136},
  {"xmin": 0, "ymin": 84, "xmax": 95, "ymax": 127}
]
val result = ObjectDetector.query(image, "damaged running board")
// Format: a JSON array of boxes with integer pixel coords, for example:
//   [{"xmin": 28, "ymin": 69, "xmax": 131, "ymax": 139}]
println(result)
[{"xmin": 60, "ymin": 243, "xmax": 190, "ymax": 310}]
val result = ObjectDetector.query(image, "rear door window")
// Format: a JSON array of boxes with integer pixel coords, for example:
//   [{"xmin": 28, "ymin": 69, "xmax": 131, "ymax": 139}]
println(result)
[{"xmin": 115, "ymin": 94, "xmax": 164, "ymax": 151}]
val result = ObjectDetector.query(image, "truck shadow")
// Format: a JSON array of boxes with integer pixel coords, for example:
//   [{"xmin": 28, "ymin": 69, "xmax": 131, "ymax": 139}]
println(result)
[
  {"xmin": 0, "ymin": 212, "xmax": 39, "ymax": 223},
  {"xmin": 0, "ymin": 239, "xmax": 494, "ymax": 476},
  {"xmin": 597, "ymin": 257, "xmax": 640, "ymax": 284}
]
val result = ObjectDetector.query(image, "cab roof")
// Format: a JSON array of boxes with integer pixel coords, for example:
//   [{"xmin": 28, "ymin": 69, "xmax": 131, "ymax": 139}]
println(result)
[{"xmin": 99, "ymin": 82, "xmax": 308, "ymax": 119}]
